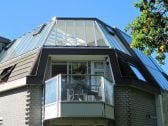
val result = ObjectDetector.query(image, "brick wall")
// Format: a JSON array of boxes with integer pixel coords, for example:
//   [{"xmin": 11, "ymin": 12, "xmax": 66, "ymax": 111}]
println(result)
[
  {"xmin": 114, "ymin": 86, "xmax": 157, "ymax": 126},
  {"xmin": 0, "ymin": 85, "xmax": 43, "ymax": 126},
  {"xmin": 27, "ymin": 85, "xmax": 42, "ymax": 126},
  {"xmin": 0, "ymin": 87, "xmax": 28, "ymax": 126}
]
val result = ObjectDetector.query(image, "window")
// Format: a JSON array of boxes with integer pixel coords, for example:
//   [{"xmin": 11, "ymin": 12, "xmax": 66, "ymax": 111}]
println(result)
[
  {"xmin": 66, "ymin": 20, "xmax": 76, "ymax": 45},
  {"xmin": 119, "ymin": 60, "xmax": 146, "ymax": 82},
  {"xmin": 129, "ymin": 65, "xmax": 146, "ymax": 81},
  {"xmin": 94, "ymin": 62, "xmax": 104, "ymax": 69},
  {"xmin": 162, "ymin": 72, "xmax": 168, "ymax": 81},
  {"xmin": 0, "ymin": 64, "xmax": 16, "ymax": 83},
  {"xmin": 3, "ymin": 42, "xmax": 14, "ymax": 51},
  {"xmin": 45, "ymin": 20, "xmax": 108, "ymax": 47},
  {"xmin": 119, "ymin": 60, "xmax": 136, "ymax": 77},
  {"xmin": 71, "ymin": 62, "xmax": 87, "ymax": 75},
  {"xmin": 33, "ymin": 24, "xmax": 46, "ymax": 36}
]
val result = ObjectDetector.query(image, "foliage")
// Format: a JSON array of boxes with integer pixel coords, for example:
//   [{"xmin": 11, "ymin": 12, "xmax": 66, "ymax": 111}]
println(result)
[{"xmin": 126, "ymin": 0, "xmax": 168, "ymax": 64}]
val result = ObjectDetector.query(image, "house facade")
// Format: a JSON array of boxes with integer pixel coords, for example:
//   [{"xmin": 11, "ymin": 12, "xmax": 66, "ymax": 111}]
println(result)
[{"xmin": 0, "ymin": 17, "xmax": 167, "ymax": 126}]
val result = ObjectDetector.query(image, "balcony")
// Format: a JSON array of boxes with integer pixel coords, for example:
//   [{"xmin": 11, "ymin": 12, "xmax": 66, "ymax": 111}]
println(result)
[{"xmin": 44, "ymin": 74, "xmax": 114, "ymax": 120}]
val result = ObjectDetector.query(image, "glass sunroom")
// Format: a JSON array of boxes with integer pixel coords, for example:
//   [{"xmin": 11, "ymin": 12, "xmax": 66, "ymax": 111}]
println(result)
[
  {"xmin": 41, "ymin": 18, "xmax": 121, "ymax": 121},
  {"xmin": 42, "ymin": 18, "xmax": 153, "ymax": 122}
]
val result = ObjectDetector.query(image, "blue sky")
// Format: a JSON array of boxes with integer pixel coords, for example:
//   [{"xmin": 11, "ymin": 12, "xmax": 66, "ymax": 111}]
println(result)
[{"xmin": 0, "ymin": 0, "xmax": 167, "ymax": 73}]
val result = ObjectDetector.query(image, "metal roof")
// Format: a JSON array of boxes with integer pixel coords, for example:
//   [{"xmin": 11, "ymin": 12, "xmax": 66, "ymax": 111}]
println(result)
[
  {"xmin": 0, "ymin": 17, "xmax": 167, "ymax": 91},
  {"xmin": 118, "ymin": 29, "xmax": 168, "ymax": 91}
]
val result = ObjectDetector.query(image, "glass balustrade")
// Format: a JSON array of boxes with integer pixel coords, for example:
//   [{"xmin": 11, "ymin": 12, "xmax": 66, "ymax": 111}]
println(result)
[{"xmin": 45, "ymin": 74, "xmax": 114, "ymax": 106}]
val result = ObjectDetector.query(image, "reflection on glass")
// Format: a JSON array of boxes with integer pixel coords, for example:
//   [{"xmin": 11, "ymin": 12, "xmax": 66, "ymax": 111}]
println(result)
[
  {"xmin": 71, "ymin": 62, "xmax": 87, "ymax": 83},
  {"xmin": 104, "ymin": 78, "xmax": 114, "ymax": 105},
  {"xmin": 85, "ymin": 21, "xmax": 95, "ymax": 46},
  {"xmin": 45, "ymin": 78, "xmax": 57, "ymax": 105},
  {"xmin": 94, "ymin": 23, "xmax": 106, "ymax": 46},
  {"xmin": 72, "ymin": 62, "xmax": 87, "ymax": 74},
  {"xmin": 55, "ymin": 20, "xmax": 66, "ymax": 45},
  {"xmin": 66, "ymin": 20, "xmax": 76, "ymax": 45},
  {"xmin": 130, "ymin": 65, "xmax": 146, "ymax": 81},
  {"xmin": 45, "ymin": 74, "xmax": 114, "ymax": 105},
  {"xmin": 76, "ymin": 21, "xmax": 86, "ymax": 46},
  {"xmin": 94, "ymin": 62, "xmax": 104, "ymax": 69},
  {"xmin": 44, "ymin": 20, "xmax": 108, "ymax": 47}
]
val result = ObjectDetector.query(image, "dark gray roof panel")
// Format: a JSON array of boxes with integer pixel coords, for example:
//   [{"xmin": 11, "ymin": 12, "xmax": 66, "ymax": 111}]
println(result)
[
  {"xmin": 0, "ymin": 21, "xmax": 54, "ymax": 64},
  {"xmin": 118, "ymin": 30, "xmax": 168, "ymax": 91}
]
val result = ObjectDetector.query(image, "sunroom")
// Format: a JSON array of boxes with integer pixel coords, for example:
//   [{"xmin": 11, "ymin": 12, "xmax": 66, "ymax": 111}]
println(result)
[{"xmin": 42, "ymin": 18, "xmax": 131, "ymax": 121}]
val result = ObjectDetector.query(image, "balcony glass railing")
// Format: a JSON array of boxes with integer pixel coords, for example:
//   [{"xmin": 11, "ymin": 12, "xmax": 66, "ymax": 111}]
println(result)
[{"xmin": 45, "ymin": 74, "xmax": 114, "ymax": 106}]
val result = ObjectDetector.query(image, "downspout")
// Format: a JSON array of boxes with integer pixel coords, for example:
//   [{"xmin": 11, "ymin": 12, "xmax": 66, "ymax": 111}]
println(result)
[{"xmin": 155, "ymin": 90, "xmax": 165, "ymax": 126}]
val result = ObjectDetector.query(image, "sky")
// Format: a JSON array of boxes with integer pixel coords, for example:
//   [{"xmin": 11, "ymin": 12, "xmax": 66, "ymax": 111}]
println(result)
[{"xmin": 0, "ymin": 0, "xmax": 167, "ymax": 73}]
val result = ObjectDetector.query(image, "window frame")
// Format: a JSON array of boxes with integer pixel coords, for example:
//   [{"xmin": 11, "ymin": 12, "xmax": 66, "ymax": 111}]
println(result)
[
  {"xmin": 118, "ymin": 58, "xmax": 147, "ymax": 82},
  {"xmin": 0, "ymin": 64, "xmax": 16, "ymax": 83}
]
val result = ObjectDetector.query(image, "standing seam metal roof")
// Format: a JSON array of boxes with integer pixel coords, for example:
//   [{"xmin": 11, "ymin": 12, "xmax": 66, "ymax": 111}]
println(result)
[{"xmin": 0, "ymin": 17, "xmax": 167, "ymax": 91}]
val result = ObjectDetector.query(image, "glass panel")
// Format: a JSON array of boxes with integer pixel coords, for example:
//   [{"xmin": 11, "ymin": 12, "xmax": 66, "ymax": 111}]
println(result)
[
  {"xmin": 55, "ymin": 20, "xmax": 66, "ymax": 46},
  {"xmin": 105, "ymin": 59, "xmax": 113, "ymax": 81},
  {"xmin": 70, "ymin": 62, "xmax": 87, "ymax": 83},
  {"xmin": 61, "ymin": 75, "xmax": 103, "ymax": 102},
  {"xmin": 95, "ymin": 72, "xmax": 104, "ymax": 76},
  {"xmin": 85, "ymin": 21, "xmax": 95, "ymax": 46},
  {"xmin": 46, "ymin": 74, "xmax": 114, "ymax": 105},
  {"xmin": 71, "ymin": 62, "xmax": 87, "ymax": 74},
  {"xmin": 66, "ymin": 20, "xmax": 76, "ymax": 45},
  {"xmin": 94, "ymin": 62, "xmax": 104, "ymax": 69},
  {"xmin": 43, "ymin": 20, "xmax": 107, "ymax": 47},
  {"xmin": 45, "ymin": 78, "xmax": 57, "ymax": 105},
  {"xmin": 119, "ymin": 60, "xmax": 147, "ymax": 82},
  {"xmin": 130, "ymin": 65, "xmax": 146, "ymax": 81},
  {"xmin": 76, "ymin": 21, "xmax": 86, "ymax": 46},
  {"xmin": 104, "ymin": 78, "xmax": 114, "ymax": 105},
  {"xmin": 94, "ymin": 23, "xmax": 106, "ymax": 46}
]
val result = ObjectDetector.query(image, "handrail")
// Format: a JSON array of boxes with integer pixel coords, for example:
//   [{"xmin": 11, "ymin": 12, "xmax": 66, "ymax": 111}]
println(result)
[
  {"xmin": 50, "ymin": 74, "xmax": 113, "ymax": 83},
  {"xmin": 45, "ymin": 74, "xmax": 114, "ymax": 106}
]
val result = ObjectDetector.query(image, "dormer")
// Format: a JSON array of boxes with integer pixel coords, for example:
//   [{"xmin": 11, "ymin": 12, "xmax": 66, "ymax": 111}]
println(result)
[{"xmin": 0, "ymin": 36, "xmax": 11, "ymax": 52}]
